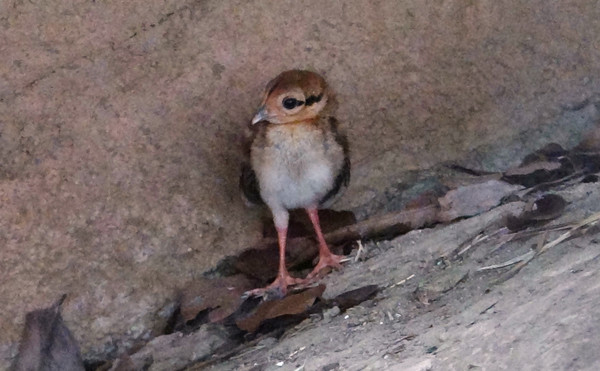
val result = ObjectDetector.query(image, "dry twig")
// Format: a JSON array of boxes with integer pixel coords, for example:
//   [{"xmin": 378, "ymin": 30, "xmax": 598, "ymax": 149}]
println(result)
[
  {"xmin": 249, "ymin": 205, "xmax": 440, "ymax": 255},
  {"xmin": 538, "ymin": 212, "xmax": 600, "ymax": 254},
  {"xmin": 388, "ymin": 274, "xmax": 415, "ymax": 288},
  {"xmin": 489, "ymin": 212, "xmax": 600, "ymax": 284},
  {"xmin": 456, "ymin": 228, "xmax": 507, "ymax": 257},
  {"xmin": 476, "ymin": 250, "xmax": 535, "ymax": 272},
  {"xmin": 354, "ymin": 240, "xmax": 365, "ymax": 262}
]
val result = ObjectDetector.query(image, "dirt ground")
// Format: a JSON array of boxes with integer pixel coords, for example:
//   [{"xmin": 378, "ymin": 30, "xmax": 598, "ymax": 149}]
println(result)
[{"xmin": 201, "ymin": 181, "xmax": 600, "ymax": 371}]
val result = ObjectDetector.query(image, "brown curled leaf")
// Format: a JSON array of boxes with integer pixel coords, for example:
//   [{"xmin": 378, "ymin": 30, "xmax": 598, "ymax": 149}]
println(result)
[
  {"xmin": 505, "ymin": 194, "xmax": 568, "ymax": 232},
  {"xmin": 179, "ymin": 275, "xmax": 256, "ymax": 324},
  {"xmin": 236, "ymin": 285, "xmax": 326, "ymax": 332}
]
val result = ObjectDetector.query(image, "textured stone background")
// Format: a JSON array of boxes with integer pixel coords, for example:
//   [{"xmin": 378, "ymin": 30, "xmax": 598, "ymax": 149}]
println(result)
[{"xmin": 1, "ymin": 0, "xmax": 599, "ymax": 365}]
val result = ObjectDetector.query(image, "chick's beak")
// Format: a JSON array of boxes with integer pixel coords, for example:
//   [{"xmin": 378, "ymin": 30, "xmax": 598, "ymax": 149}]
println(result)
[{"xmin": 252, "ymin": 106, "xmax": 268, "ymax": 125}]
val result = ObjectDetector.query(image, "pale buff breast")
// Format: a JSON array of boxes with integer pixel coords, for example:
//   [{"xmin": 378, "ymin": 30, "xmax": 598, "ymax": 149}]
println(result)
[{"xmin": 251, "ymin": 122, "xmax": 345, "ymax": 211}]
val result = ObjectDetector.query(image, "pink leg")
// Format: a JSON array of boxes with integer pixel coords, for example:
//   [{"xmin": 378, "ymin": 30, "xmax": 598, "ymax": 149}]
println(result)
[
  {"xmin": 246, "ymin": 224, "xmax": 303, "ymax": 298},
  {"xmin": 306, "ymin": 208, "xmax": 344, "ymax": 280}
]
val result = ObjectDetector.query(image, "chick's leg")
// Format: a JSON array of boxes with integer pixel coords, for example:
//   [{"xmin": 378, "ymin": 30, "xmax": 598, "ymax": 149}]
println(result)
[
  {"xmin": 246, "ymin": 209, "xmax": 302, "ymax": 298},
  {"xmin": 306, "ymin": 208, "xmax": 344, "ymax": 280}
]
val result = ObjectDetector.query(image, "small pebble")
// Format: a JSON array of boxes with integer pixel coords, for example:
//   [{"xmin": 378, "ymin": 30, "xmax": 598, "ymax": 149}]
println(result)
[{"xmin": 323, "ymin": 306, "xmax": 340, "ymax": 323}]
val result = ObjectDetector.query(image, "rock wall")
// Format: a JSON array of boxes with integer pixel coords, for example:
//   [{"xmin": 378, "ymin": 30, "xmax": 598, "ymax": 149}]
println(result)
[{"xmin": 1, "ymin": 0, "xmax": 599, "ymax": 365}]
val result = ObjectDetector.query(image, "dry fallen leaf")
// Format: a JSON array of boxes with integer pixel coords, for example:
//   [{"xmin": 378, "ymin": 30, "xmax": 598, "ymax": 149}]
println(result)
[
  {"xmin": 437, "ymin": 180, "xmax": 523, "ymax": 222},
  {"xmin": 505, "ymin": 194, "xmax": 567, "ymax": 232},
  {"xmin": 503, "ymin": 160, "xmax": 562, "ymax": 177},
  {"xmin": 12, "ymin": 295, "xmax": 85, "ymax": 371},
  {"xmin": 233, "ymin": 245, "xmax": 281, "ymax": 282},
  {"xmin": 500, "ymin": 143, "xmax": 587, "ymax": 188},
  {"xmin": 236, "ymin": 285, "xmax": 326, "ymax": 332},
  {"xmin": 329, "ymin": 285, "xmax": 379, "ymax": 310},
  {"xmin": 180, "ymin": 275, "xmax": 257, "ymax": 324}
]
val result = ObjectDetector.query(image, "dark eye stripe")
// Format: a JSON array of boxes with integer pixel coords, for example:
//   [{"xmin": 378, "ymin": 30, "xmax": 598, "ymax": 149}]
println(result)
[{"xmin": 305, "ymin": 93, "xmax": 323, "ymax": 106}]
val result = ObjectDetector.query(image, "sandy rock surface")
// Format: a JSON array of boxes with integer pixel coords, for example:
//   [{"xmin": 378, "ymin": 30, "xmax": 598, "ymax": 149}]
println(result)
[{"xmin": 1, "ymin": 0, "xmax": 599, "ymax": 366}]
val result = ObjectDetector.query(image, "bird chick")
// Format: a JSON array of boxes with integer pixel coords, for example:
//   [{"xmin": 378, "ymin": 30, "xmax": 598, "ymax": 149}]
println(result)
[{"xmin": 240, "ymin": 70, "xmax": 350, "ymax": 297}]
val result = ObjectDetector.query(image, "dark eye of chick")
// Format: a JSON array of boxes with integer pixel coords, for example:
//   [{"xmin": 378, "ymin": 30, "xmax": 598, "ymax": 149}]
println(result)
[{"xmin": 282, "ymin": 97, "xmax": 304, "ymax": 110}]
